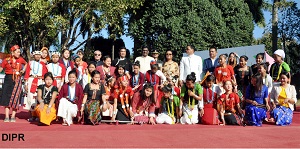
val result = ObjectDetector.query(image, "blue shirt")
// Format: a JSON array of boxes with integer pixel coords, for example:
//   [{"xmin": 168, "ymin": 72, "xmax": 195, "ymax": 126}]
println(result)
[{"xmin": 245, "ymin": 85, "xmax": 268, "ymax": 105}]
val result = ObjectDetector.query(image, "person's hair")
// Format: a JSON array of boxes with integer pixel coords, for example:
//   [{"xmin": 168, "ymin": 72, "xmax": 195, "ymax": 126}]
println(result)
[
  {"xmin": 205, "ymin": 75, "xmax": 215, "ymax": 83},
  {"xmin": 77, "ymin": 49, "xmax": 84, "ymax": 55},
  {"xmin": 240, "ymin": 55, "xmax": 248, "ymax": 61},
  {"xmin": 91, "ymin": 70, "xmax": 101, "ymax": 78},
  {"xmin": 162, "ymin": 83, "xmax": 172, "ymax": 93},
  {"xmin": 219, "ymin": 54, "xmax": 228, "ymax": 60},
  {"xmin": 187, "ymin": 45, "xmax": 195, "ymax": 50},
  {"xmin": 140, "ymin": 83, "xmax": 155, "ymax": 104},
  {"xmin": 44, "ymin": 72, "xmax": 54, "ymax": 80},
  {"xmin": 142, "ymin": 45, "xmax": 148, "ymax": 50},
  {"xmin": 280, "ymin": 71, "xmax": 291, "ymax": 79},
  {"xmin": 119, "ymin": 47, "xmax": 126, "ymax": 52},
  {"xmin": 62, "ymin": 49, "xmax": 70, "ymax": 55},
  {"xmin": 228, "ymin": 52, "xmax": 237, "ymax": 67},
  {"xmin": 102, "ymin": 55, "xmax": 111, "ymax": 61},
  {"xmin": 150, "ymin": 63, "xmax": 159, "ymax": 70},
  {"xmin": 105, "ymin": 74, "xmax": 114, "ymax": 84},
  {"xmin": 259, "ymin": 62, "xmax": 270, "ymax": 74},
  {"xmin": 94, "ymin": 50, "xmax": 102, "ymax": 54},
  {"xmin": 222, "ymin": 80, "xmax": 234, "ymax": 92},
  {"xmin": 88, "ymin": 61, "xmax": 96, "ymax": 68},
  {"xmin": 256, "ymin": 53, "xmax": 265, "ymax": 59},
  {"xmin": 186, "ymin": 72, "xmax": 196, "ymax": 83},
  {"xmin": 209, "ymin": 46, "xmax": 217, "ymax": 52},
  {"xmin": 250, "ymin": 73, "xmax": 263, "ymax": 99},
  {"xmin": 116, "ymin": 65, "xmax": 126, "ymax": 77},
  {"xmin": 68, "ymin": 68, "xmax": 78, "ymax": 78},
  {"xmin": 133, "ymin": 60, "xmax": 140, "ymax": 68}
]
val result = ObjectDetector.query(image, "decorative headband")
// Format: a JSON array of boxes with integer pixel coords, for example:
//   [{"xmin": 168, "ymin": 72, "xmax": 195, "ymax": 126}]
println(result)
[
  {"xmin": 41, "ymin": 47, "xmax": 48, "ymax": 52},
  {"xmin": 10, "ymin": 45, "xmax": 20, "ymax": 52},
  {"xmin": 51, "ymin": 51, "xmax": 61, "ymax": 57},
  {"xmin": 32, "ymin": 51, "xmax": 42, "ymax": 55},
  {"xmin": 118, "ymin": 76, "xmax": 128, "ymax": 82},
  {"xmin": 150, "ymin": 60, "xmax": 157, "ymax": 65},
  {"xmin": 72, "ymin": 54, "xmax": 80, "ymax": 60}
]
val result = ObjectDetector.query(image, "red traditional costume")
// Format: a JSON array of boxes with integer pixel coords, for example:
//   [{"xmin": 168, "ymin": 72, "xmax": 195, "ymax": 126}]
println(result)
[
  {"xmin": 130, "ymin": 72, "xmax": 144, "ymax": 93},
  {"xmin": 131, "ymin": 92, "xmax": 156, "ymax": 123},
  {"xmin": 145, "ymin": 70, "xmax": 162, "ymax": 108},
  {"xmin": 47, "ymin": 53, "xmax": 66, "ymax": 89}
]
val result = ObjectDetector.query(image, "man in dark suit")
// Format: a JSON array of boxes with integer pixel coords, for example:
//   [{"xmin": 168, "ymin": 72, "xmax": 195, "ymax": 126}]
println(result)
[
  {"xmin": 111, "ymin": 47, "xmax": 132, "ymax": 73},
  {"xmin": 203, "ymin": 46, "xmax": 219, "ymax": 75}
]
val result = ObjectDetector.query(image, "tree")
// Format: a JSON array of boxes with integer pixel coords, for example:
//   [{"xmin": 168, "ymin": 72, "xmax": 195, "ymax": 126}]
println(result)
[{"xmin": 128, "ymin": 0, "xmax": 254, "ymax": 62}]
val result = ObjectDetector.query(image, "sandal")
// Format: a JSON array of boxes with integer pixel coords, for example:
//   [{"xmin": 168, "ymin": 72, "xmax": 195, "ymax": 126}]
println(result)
[
  {"xmin": 4, "ymin": 118, "xmax": 10, "ymax": 122},
  {"xmin": 10, "ymin": 118, "xmax": 16, "ymax": 122}
]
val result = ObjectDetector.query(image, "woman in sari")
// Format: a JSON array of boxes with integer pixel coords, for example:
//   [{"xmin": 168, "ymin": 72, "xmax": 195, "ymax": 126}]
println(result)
[
  {"xmin": 245, "ymin": 74, "xmax": 270, "ymax": 126},
  {"xmin": 57, "ymin": 69, "xmax": 84, "ymax": 126},
  {"xmin": 162, "ymin": 50, "xmax": 179, "ymax": 87},
  {"xmin": 0, "ymin": 45, "xmax": 27, "ymax": 122},
  {"xmin": 269, "ymin": 72, "xmax": 297, "ymax": 126},
  {"xmin": 80, "ymin": 70, "xmax": 107, "ymax": 125},
  {"xmin": 33, "ymin": 72, "xmax": 58, "ymax": 126}
]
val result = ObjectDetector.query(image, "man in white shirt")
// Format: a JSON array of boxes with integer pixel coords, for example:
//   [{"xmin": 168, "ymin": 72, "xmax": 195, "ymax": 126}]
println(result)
[
  {"xmin": 135, "ymin": 46, "xmax": 155, "ymax": 74},
  {"xmin": 180, "ymin": 45, "xmax": 202, "ymax": 86}
]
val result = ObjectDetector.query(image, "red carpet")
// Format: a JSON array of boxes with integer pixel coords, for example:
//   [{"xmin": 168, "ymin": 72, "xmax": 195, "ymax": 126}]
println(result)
[{"xmin": 0, "ymin": 107, "xmax": 300, "ymax": 148}]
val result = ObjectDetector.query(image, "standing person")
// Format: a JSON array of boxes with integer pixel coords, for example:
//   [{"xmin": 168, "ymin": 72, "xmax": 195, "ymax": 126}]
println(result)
[
  {"xmin": 227, "ymin": 52, "xmax": 238, "ymax": 68},
  {"xmin": 156, "ymin": 84, "xmax": 180, "ymax": 124},
  {"xmin": 258, "ymin": 62, "xmax": 273, "ymax": 93},
  {"xmin": 162, "ymin": 50, "xmax": 179, "ymax": 87},
  {"xmin": 218, "ymin": 80, "xmax": 244, "ymax": 126},
  {"xmin": 59, "ymin": 49, "xmax": 74, "ymax": 72},
  {"xmin": 47, "ymin": 51, "xmax": 66, "ymax": 91},
  {"xmin": 65, "ymin": 54, "xmax": 83, "ymax": 83},
  {"xmin": 152, "ymin": 49, "xmax": 163, "ymax": 71},
  {"xmin": 179, "ymin": 72, "xmax": 203, "ymax": 125},
  {"xmin": 96, "ymin": 55, "xmax": 116, "ymax": 83},
  {"xmin": 76, "ymin": 49, "xmax": 88, "ymax": 75},
  {"xmin": 134, "ymin": 46, "xmax": 155, "ymax": 74},
  {"xmin": 32, "ymin": 72, "xmax": 58, "ymax": 126},
  {"xmin": 214, "ymin": 54, "xmax": 236, "ymax": 88},
  {"xmin": 82, "ymin": 62, "xmax": 97, "ymax": 88},
  {"xmin": 131, "ymin": 83, "xmax": 156, "ymax": 125},
  {"xmin": 130, "ymin": 61, "xmax": 144, "ymax": 93},
  {"xmin": 269, "ymin": 72, "xmax": 297, "ymax": 126},
  {"xmin": 251, "ymin": 53, "xmax": 264, "ymax": 75},
  {"xmin": 40, "ymin": 47, "xmax": 50, "ymax": 64},
  {"xmin": 103, "ymin": 74, "xmax": 116, "ymax": 118},
  {"xmin": 57, "ymin": 70, "xmax": 84, "ymax": 126},
  {"xmin": 234, "ymin": 55, "xmax": 252, "ymax": 96},
  {"xmin": 80, "ymin": 70, "xmax": 107, "ymax": 125},
  {"xmin": 203, "ymin": 46, "xmax": 219, "ymax": 75},
  {"xmin": 93, "ymin": 50, "xmax": 103, "ymax": 66},
  {"xmin": 270, "ymin": 49, "xmax": 291, "ymax": 84},
  {"xmin": 0, "ymin": 45, "xmax": 27, "ymax": 122},
  {"xmin": 112, "ymin": 47, "xmax": 132, "ymax": 73},
  {"xmin": 179, "ymin": 45, "xmax": 202, "ymax": 87},
  {"xmin": 244, "ymin": 74, "xmax": 269, "ymax": 126},
  {"xmin": 24, "ymin": 50, "xmax": 48, "ymax": 121}
]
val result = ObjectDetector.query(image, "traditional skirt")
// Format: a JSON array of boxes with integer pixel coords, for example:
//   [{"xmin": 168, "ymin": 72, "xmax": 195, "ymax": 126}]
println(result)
[
  {"xmin": 32, "ymin": 104, "xmax": 57, "ymax": 125},
  {"xmin": 180, "ymin": 103, "xmax": 198, "ymax": 124},
  {"xmin": 245, "ymin": 105, "xmax": 267, "ymax": 126},
  {"xmin": 271, "ymin": 106, "xmax": 293, "ymax": 126},
  {"xmin": 116, "ymin": 103, "xmax": 131, "ymax": 122},
  {"xmin": 156, "ymin": 113, "xmax": 174, "ymax": 124},
  {"xmin": 224, "ymin": 111, "xmax": 241, "ymax": 125},
  {"xmin": 0, "ymin": 75, "xmax": 23, "ymax": 109},
  {"xmin": 84, "ymin": 99, "xmax": 101, "ymax": 125},
  {"xmin": 57, "ymin": 98, "xmax": 78, "ymax": 126},
  {"xmin": 202, "ymin": 103, "xmax": 219, "ymax": 125}
]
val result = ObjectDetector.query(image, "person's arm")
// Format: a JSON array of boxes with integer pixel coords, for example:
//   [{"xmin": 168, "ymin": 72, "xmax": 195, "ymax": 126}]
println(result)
[
  {"xmin": 47, "ymin": 87, "xmax": 58, "ymax": 114},
  {"xmin": 287, "ymin": 85, "xmax": 297, "ymax": 104},
  {"xmin": 37, "ymin": 87, "xmax": 44, "ymax": 110},
  {"xmin": 179, "ymin": 58, "xmax": 184, "ymax": 85}
]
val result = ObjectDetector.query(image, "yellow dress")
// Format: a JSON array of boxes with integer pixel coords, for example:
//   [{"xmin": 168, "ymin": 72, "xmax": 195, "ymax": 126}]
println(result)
[
  {"xmin": 32, "ymin": 104, "xmax": 57, "ymax": 125},
  {"xmin": 278, "ymin": 87, "xmax": 289, "ymax": 108}
]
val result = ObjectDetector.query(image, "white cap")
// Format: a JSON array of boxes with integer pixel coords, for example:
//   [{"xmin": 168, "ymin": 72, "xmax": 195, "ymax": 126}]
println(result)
[{"xmin": 274, "ymin": 49, "xmax": 285, "ymax": 59}]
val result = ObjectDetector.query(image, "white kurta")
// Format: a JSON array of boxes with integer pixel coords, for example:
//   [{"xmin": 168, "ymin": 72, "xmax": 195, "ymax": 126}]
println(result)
[
  {"xmin": 135, "ymin": 56, "xmax": 155, "ymax": 74},
  {"xmin": 180, "ymin": 54, "xmax": 203, "ymax": 82},
  {"xmin": 47, "ymin": 63, "xmax": 64, "ymax": 88}
]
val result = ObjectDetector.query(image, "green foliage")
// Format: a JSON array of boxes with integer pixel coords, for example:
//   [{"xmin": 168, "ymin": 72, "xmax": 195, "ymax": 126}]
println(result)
[{"xmin": 128, "ymin": 0, "xmax": 254, "ymax": 62}]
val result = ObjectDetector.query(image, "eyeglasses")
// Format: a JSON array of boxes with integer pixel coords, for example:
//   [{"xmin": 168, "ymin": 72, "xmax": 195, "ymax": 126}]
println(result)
[
  {"xmin": 166, "ymin": 53, "xmax": 172, "ymax": 55},
  {"xmin": 94, "ymin": 54, "xmax": 101, "ymax": 56}
]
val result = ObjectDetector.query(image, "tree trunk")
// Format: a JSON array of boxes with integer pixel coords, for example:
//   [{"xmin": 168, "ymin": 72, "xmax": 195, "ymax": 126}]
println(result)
[{"xmin": 272, "ymin": 0, "xmax": 279, "ymax": 53}]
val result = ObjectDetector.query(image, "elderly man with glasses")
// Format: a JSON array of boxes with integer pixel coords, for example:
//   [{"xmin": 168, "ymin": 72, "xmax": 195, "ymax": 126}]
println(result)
[{"xmin": 94, "ymin": 50, "xmax": 103, "ymax": 66}]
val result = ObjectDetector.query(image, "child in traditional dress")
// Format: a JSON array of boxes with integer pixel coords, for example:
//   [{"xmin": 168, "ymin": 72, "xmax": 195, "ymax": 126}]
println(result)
[
  {"xmin": 82, "ymin": 62, "xmax": 96, "ymax": 88},
  {"xmin": 156, "ymin": 84, "xmax": 179, "ymax": 124},
  {"xmin": 130, "ymin": 60, "xmax": 144, "ymax": 93},
  {"xmin": 65, "ymin": 54, "xmax": 83, "ymax": 83},
  {"xmin": 102, "ymin": 74, "xmax": 116, "ymax": 119},
  {"xmin": 132, "ymin": 83, "xmax": 156, "ymax": 125},
  {"xmin": 218, "ymin": 80, "xmax": 244, "ymax": 126},
  {"xmin": 116, "ymin": 64, "xmax": 131, "ymax": 80},
  {"xmin": 47, "ymin": 51, "xmax": 66, "ymax": 91},
  {"xmin": 112, "ymin": 75, "xmax": 134, "ymax": 122},
  {"xmin": 179, "ymin": 72, "xmax": 203, "ymax": 125},
  {"xmin": 32, "ymin": 72, "xmax": 58, "ymax": 126},
  {"xmin": 76, "ymin": 49, "xmax": 88, "ymax": 74},
  {"xmin": 24, "ymin": 50, "xmax": 48, "ymax": 121},
  {"xmin": 57, "ymin": 69, "xmax": 84, "ymax": 126},
  {"xmin": 40, "ymin": 47, "xmax": 50, "ymax": 64}
]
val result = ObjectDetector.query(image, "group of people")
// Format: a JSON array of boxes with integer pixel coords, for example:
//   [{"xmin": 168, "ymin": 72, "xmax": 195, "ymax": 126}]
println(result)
[{"xmin": 0, "ymin": 44, "xmax": 296, "ymax": 126}]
